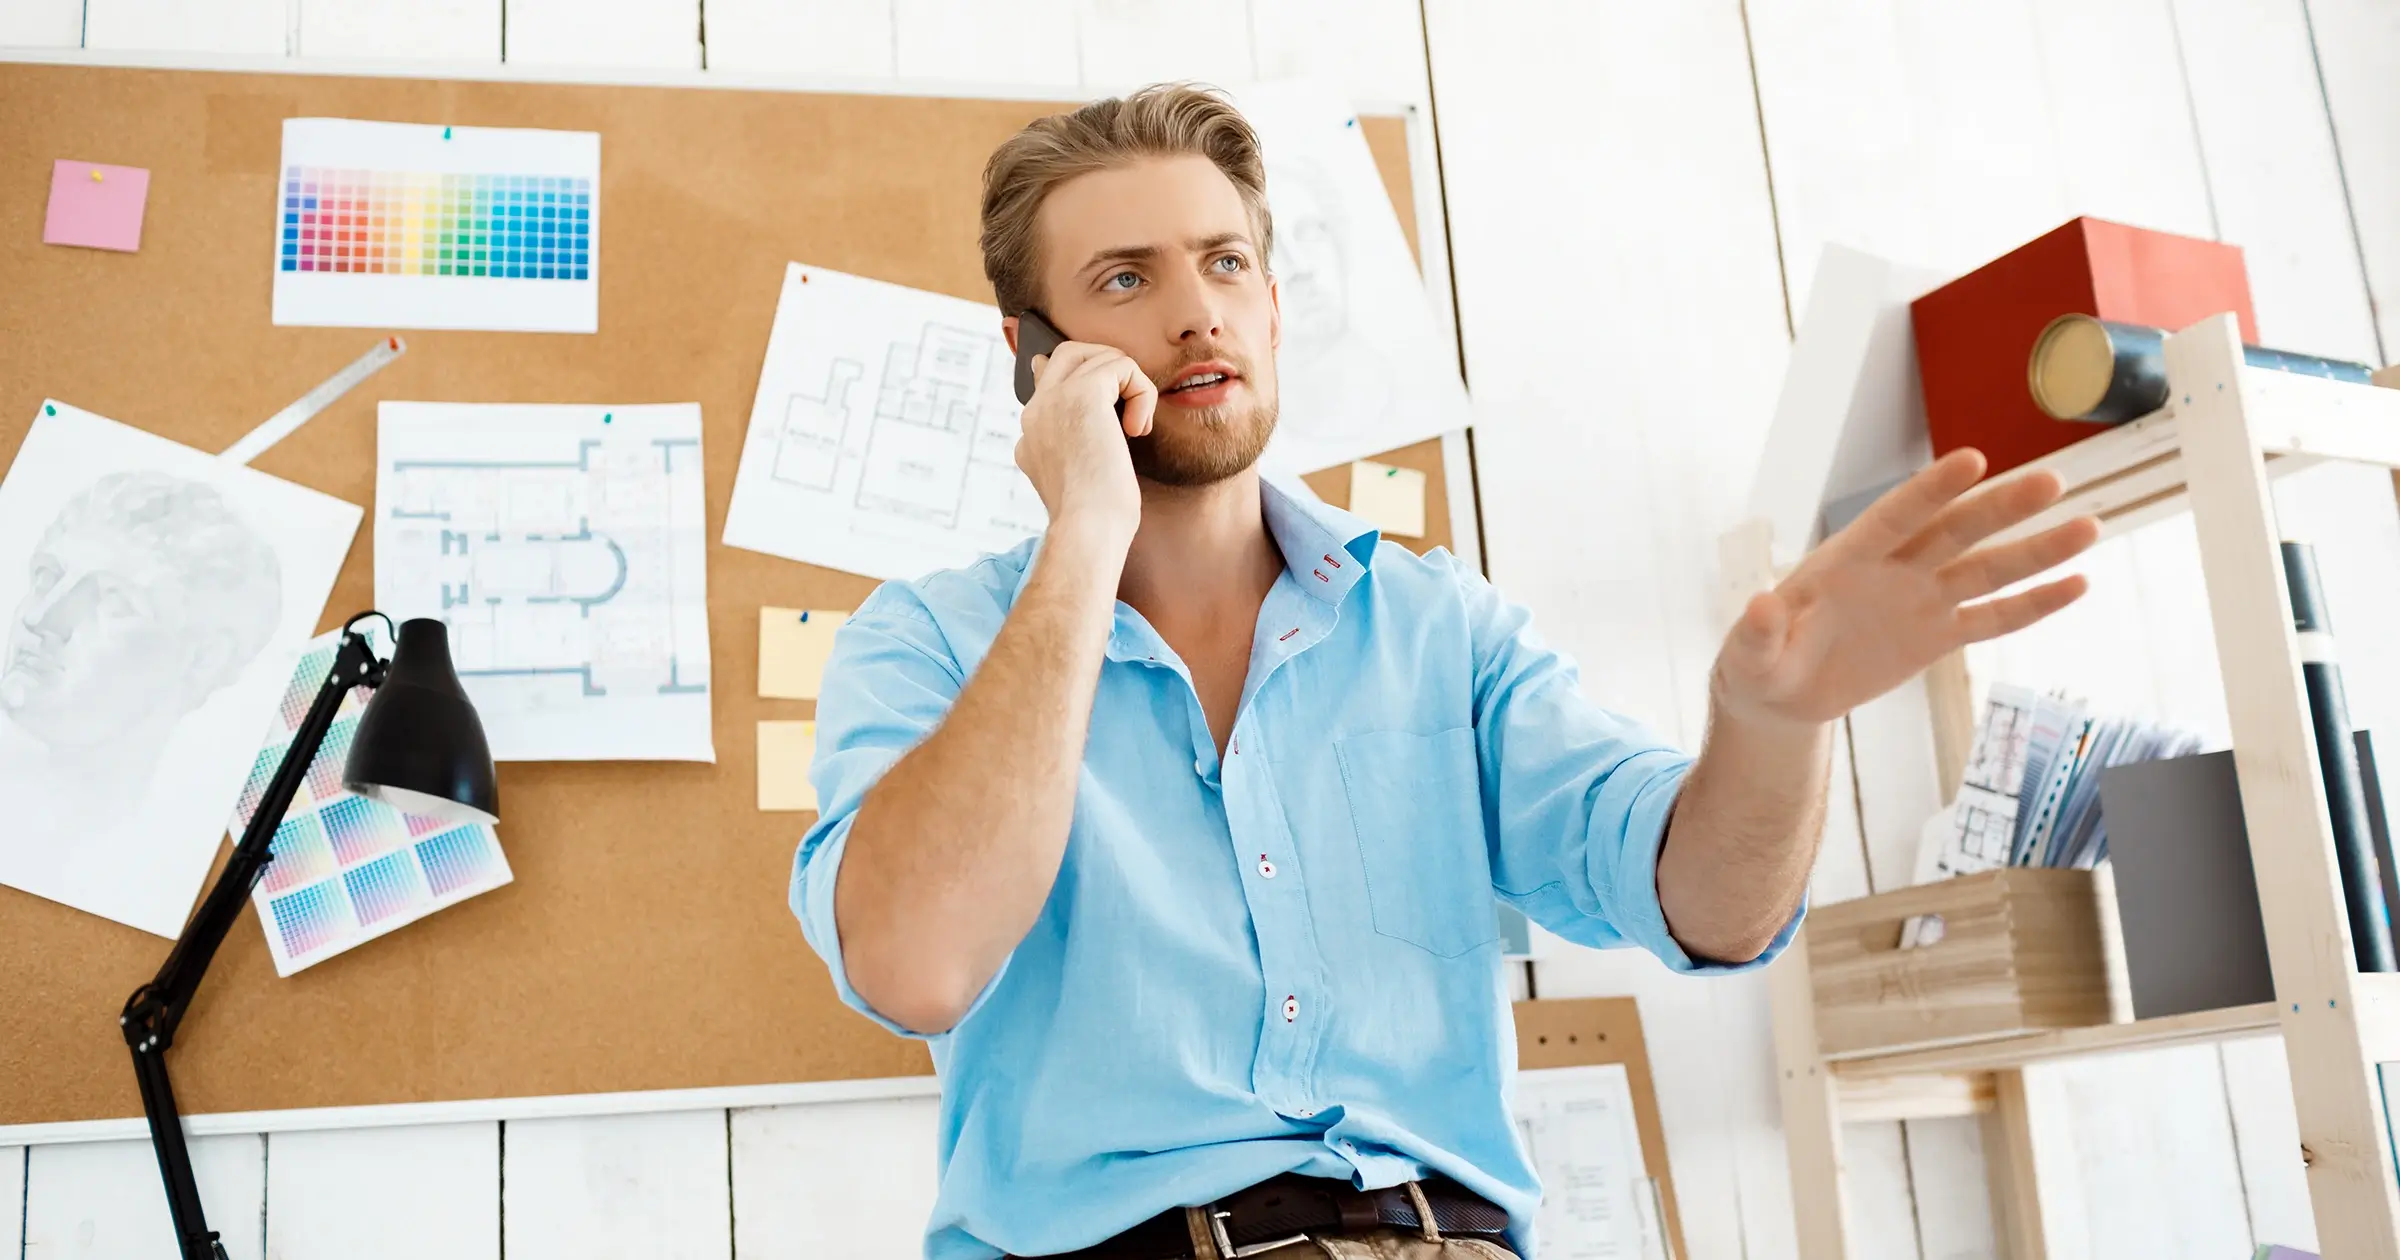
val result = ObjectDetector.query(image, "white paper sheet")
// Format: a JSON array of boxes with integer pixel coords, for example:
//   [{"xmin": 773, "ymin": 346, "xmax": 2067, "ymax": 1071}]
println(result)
[
  {"xmin": 273, "ymin": 118, "xmax": 601, "ymax": 333},
  {"xmin": 374, "ymin": 403, "xmax": 714, "ymax": 762},
  {"xmin": 0, "ymin": 400, "xmax": 360, "ymax": 937},
  {"xmin": 231, "ymin": 629, "xmax": 514, "ymax": 976},
  {"xmin": 1232, "ymin": 80, "xmax": 1476, "ymax": 476},
  {"xmin": 722, "ymin": 263, "xmax": 1049, "ymax": 581},
  {"xmin": 1513, "ymin": 1064, "xmax": 1667, "ymax": 1260}
]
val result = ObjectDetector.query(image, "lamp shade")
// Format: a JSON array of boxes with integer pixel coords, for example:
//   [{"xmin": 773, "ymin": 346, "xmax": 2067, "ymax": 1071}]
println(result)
[{"xmin": 344, "ymin": 618, "xmax": 499, "ymax": 825}]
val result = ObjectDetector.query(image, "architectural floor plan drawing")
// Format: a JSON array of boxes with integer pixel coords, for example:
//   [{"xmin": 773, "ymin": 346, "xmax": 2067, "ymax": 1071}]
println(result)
[
  {"xmin": 375, "ymin": 402, "xmax": 714, "ymax": 762},
  {"xmin": 726, "ymin": 263, "xmax": 1047, "ymax": 581}
]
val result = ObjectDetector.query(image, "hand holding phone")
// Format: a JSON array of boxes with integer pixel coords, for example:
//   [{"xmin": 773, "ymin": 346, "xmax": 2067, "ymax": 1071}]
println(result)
[{"xmin": 1008, "ymin": 310, "xmax": 1154, "ymax": 545}]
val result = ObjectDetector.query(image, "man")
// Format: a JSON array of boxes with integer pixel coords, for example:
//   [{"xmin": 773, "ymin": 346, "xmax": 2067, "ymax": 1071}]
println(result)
[{"xmin": 792, "ymin": 85, "xmax": 2096, "ymax": 1260}]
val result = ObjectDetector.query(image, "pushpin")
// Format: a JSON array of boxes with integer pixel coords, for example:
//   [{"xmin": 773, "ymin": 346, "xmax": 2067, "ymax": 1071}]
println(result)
[
  {"xmin": 443, "ymin": 126, "xmax": 452, "ymax": 140},
  {"xmin": 602, "ymin": 411, "xmax": 613, "ymax": 423},
  {"xmin": 798, "ymin": 610, "xmax": 810, "ymax": 623},
  {"xmin": 89, "ymin": 167, "xmax": 104, "ymax": 182}
]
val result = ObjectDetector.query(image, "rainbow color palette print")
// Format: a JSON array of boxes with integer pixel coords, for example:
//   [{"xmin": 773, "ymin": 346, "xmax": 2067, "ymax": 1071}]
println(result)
[
  {"xmin": 272, "ymin": 118, "xmax": 600, "ymax": 333},
  {"xmin": 232, "ymin": 630, "xmax": 513, "ymax": 975}
]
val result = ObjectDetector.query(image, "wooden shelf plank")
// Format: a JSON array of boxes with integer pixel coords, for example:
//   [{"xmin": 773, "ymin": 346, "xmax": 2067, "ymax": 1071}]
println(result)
[
  {"xmin": 1828, "ymin": 1003, "xmax": 2281, "ymax": 1079},
  {"xmin": 2248, "ymin": 367, "xmax": 2400, "ymax": 470}
]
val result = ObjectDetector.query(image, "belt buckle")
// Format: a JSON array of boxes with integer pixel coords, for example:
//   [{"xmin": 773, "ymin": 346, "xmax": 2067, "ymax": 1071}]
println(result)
[{"xmin": 1208, "ymin": 1208, "xmax": 1308, "ymax": 1259}]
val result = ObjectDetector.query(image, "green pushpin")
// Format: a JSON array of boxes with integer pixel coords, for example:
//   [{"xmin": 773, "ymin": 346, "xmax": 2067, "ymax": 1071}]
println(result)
[
  {"xmin": 602, "ymin": 412, "xmax": 612, "ymax": 424},
  {"xmin": 43, "ymin": 403, "xmax": 56, "ymax": 416}
]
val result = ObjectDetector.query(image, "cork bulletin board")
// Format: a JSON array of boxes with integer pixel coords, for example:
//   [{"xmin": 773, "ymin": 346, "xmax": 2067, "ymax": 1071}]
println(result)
[{"xmin": 0, "ymin": 60, "xmax": 1464, "ymax": 1126}]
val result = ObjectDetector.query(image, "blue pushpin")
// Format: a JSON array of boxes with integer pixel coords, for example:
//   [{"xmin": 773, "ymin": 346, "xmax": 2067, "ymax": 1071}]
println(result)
[
  {"xmin": 798, "ymin": 610, "xmax": 810, "ymax": 623},
  {"xmin": 443, "ymin": 126, "xmax": 452, "ymax": 140}
]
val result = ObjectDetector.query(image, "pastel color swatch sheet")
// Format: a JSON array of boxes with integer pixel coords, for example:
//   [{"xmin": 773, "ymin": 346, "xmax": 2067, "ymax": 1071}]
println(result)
[
  {"xmin": 1347, "ymin": 459, "xmax": 1427, "ymax": 538},
  {"xmin": 43, "ymin": 160, "xmax": 150, "ymax": 252},
  {"xmin": 272, "ymin": 118, "xmax": 600, "ymax": 333},
  {"xmin": 233, "ymin": 631, "xmax": 513, "ymax": 975},
  {"xmin": 757, "ymin": 721, "xmax": 819, "ymax": 812}
]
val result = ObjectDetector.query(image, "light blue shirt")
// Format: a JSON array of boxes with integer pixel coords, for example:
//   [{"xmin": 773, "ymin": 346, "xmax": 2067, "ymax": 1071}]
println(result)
[{"xmin": 792, "ymin": 480, "xmax": 1801, "ymax": 1259}]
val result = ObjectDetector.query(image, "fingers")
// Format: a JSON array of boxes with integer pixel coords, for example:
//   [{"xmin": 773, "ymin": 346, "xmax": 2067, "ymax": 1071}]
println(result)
[
  {"xmin": 1830, "ymin": 448, "xmax": 1988, "ymax": 560},
  {"xmin": 1723, "ymin": 590, "xmax": 1790, "ymax": 672},
  {"xmin": 1117, "ymin": 359, "xmax": 1158, "ymax": 438},
  {"xmin": 1032, "ymin": 340, "xmax": 1113, "ymax": 389},
  {"xmin": 1935, "ymin": 515, "xmax": 2100, "ymax": 604},
  {"xmin": 1897, "ymin": 467, "xmax": 2070, "ymax": 568},
  {"xmin": 1955, "ymin": 573, "xmax": 2090, "ymax": 643}
]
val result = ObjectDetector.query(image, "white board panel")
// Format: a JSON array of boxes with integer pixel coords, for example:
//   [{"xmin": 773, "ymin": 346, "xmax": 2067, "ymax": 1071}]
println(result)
[
  {"xmin": 23, "ymin": 1134, "xmax": 266, "ymax": 1260},
  {"xmin": 504, "ymin": 1110, "xmax": 730, "ymax": 1260},
  {"xmin": 83, "ymin": 0, "xmax": 286, "ymax": 54},
  {"xmin": 2025, "ymin": 0, "xmax": 2214, "ymax": 242},
  {"xmin": 1247, "ymin": 0, "xmax": 1427, "ymax": 108},
  {"xmin": 297, "ymin": 0, "xmax": 498, "ymax": 60},
  {"xmin": 702, "ymin": 0, "xmax": 894, "ymax": 76},
  {"xmin": 2305, "ymin": 0, "xmax": 2400, "ymax": 361},
  {"xmin": 2220, "ymin": 1036, "xmax": 2317, "ymax": 1253},
  {"xmin": 1, "ymin": 1145, "xmax": 21, "ymax": 1258},
  {"xmin": 505, "ymin": 0, "xmax": 699, "ymax": 68},
  {"xmin": 891, "ymin": 0, "xmax": 1078, "ymax": 88},
  {"xmin": 0, "ymin": 0, "xmax": 84, "ymax": 47},
  {"xmin": 1903, "ymin": 1115, "xmax": 1998, "ymax": 1260},
  {"xmin": 1841, "ymin": 1120, "xmax": 1925, "ymax": 1260},
  {"xmin": 730, "ymin": 1096, "xmax": 941, "ymax": 1259},
  {"xmin": 2056, "ymin": 1046, "xmax": 2252, "ymax": 1258},
  {"xmin": 1073, "ymin": 0, "xmax": 1254, "ymax": 92},
  {"xmin": 264, "ymin": 1123, "xmax": 498, "ymax": 1260}
]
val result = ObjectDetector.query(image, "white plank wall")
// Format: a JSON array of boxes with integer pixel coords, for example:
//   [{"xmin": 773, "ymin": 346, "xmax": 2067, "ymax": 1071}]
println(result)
[
  {"xmin": 264, "ymin": 1124, "xmax": 499, "ymax": 1260},
  {"xmin": 24, "ymin": 1135, "xmax": 266, "ymax": 1260},
  {"xmin": 10, "ymin": 0, "xmax": 2400, "ymax": 1256},
  {"xmin": 504, "ymin": 1110, "xmax": 731, "ymax": 1260}
]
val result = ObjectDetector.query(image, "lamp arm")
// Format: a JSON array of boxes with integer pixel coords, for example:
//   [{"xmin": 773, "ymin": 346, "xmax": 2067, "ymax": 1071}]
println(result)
[{"xmin": 119, "ymin": 624, "xmax": 384, "ymax": 1260}]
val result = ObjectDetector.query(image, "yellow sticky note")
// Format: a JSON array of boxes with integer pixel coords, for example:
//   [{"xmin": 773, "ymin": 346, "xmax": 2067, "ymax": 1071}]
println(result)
[
  {"xmin": 758, "ymin": 720, "xmax": 819, "ymax": 812},
  {"xmin": 1348, "ymin": 460, "xmax": 1427, "ymax": 538},
  {"xmin": 759, "ymin": 607, "xmax": 848, "ymax": 699}
]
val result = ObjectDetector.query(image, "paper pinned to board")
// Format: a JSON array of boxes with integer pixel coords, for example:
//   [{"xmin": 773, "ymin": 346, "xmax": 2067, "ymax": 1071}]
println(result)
[
  {"xmin": 759, "ymin": 607, "xmax": 847, "ymax": 700},
  {"xmin": 723, "ymin": 263, "xmax": 1048, "ymax": 581},
  {"xmin": 374, "ymin": 402, "xmax": 714, "ymax": 762},
  {"xmin": 0, "ymin": 400, "xmax": 361, "ymax": 937},
  {"xmin": 273, "ymin": 118, "xmax": 601, "ymax": 333},
  {"xmin": 1231, "ymin": 81, "xmax": 1475, "ymax": 477},
  {"xmin": 1512, "ymin": 1063, "xmax": 1667, "ymax": 1259},
  {"xmin": 44, "ymin": 159, "xmax": 151, "ymax": 252},
  {"xmin": 1346, "ymin": 459, "xmax": 1426, "ymax": 537},
  {"xmin": 232, "ymin": 628, "xmax": 513, "ymax": 975},
  {"xmin": 758, "ymin": 720, "xmax": 818, "ymax": 812}
]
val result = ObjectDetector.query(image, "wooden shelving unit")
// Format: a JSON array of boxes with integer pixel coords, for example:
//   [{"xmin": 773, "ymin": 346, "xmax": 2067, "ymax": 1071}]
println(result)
[{"xmin": 1750, "ymin": 315, "xmax": 2400, "ymax": 1259}]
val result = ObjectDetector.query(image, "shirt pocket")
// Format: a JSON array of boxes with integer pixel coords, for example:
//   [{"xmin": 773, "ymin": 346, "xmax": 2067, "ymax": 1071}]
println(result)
[{"xmin": 1334, "ymin": 726, "xmax": 1498, "ymax": 958}]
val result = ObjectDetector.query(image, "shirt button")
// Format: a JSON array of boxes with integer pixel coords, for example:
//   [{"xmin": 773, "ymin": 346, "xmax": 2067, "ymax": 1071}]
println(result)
[
  {"xmin": 1282, "ymin": 995, "xmax": 1299, "ymax": 1022},
  {"xmin": 1194, "ymin": 757, "xmax": 1209, "ymax": 776},
  {"xmin": 1257, "ymin": 855, "xmax": 1277, "ymax": 879}
]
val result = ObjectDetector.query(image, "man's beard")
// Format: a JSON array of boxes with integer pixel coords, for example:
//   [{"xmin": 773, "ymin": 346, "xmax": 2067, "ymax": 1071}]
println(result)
[{"xmin": 1127, "ymin": 369, "xmax": 1279, "ymax": 488}]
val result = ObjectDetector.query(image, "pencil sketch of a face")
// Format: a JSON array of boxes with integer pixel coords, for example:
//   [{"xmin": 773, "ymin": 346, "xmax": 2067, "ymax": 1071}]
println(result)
[
  {"xmin": 1269, "ymin": 161, "xmax": 1351, "ymax": 359},
  {"xmin": 1, "ymin": 472, "xmax": 283, "ymax": 759}
]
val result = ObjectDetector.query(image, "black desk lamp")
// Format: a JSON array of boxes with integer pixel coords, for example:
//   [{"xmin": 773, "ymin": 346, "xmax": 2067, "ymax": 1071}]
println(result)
[{"xmin": 119, "ymin": 614, "xmax": 498, "ymax": 1260}]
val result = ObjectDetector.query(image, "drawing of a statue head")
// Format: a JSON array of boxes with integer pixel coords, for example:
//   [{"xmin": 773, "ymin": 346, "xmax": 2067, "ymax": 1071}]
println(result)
[
  {"xmin": 1266, "ymin": 160, "xmax": 1349, "ymax": 356},
  {"xmin": 1, "ymin": 471, "xmax": 283, "ymax": 751}
]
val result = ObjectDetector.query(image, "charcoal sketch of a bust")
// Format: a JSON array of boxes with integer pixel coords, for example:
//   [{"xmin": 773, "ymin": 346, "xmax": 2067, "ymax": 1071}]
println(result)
[{"xmin": 1, "ymin": 472, "xmax": 283, "ymax": 784}]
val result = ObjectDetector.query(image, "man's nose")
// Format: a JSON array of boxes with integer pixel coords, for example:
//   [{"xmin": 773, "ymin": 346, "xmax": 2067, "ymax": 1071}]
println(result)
[{"xmin": 1162, "ymin": 270, "xmax": 1225, "ymax": 344}]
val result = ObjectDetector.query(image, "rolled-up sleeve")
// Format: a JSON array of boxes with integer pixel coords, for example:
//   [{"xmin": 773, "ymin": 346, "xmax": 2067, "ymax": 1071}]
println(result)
[
  {"xmin": 1448, "ymin": 555, "xmax": 1801, "ymax": 975},
  {"xmin": 791, "ymin": 585, "xmax": 979, "ymax": 1038}
]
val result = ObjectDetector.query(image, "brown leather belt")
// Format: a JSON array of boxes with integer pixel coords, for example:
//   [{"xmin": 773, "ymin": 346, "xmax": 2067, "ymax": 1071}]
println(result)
[{"xmin": 1022, "ymin": 1172, "xmax": 1512, "ymax": 1260}]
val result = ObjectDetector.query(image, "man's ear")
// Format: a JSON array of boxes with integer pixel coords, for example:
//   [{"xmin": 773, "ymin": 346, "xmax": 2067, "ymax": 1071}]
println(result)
[
  {"xmin": 1267, "ymin": 276, "xmax": 1282, "ymax": 352},
  {"xmin": 1000, "ymin": 315, "xmax": 1020, "ymax": 356}
]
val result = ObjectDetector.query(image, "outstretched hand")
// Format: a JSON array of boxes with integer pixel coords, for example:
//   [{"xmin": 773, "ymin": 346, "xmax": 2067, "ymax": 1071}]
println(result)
[{"xmin": 1714, "ymin": 449, "xmax": 2101, "ymax": 729}]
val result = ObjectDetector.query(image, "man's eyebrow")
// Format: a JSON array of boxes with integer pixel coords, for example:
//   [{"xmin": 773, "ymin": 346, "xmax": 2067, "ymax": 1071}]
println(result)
[{"xmin": 1075, "ymin": 233, "xmax": 1259, "ymax": 277}]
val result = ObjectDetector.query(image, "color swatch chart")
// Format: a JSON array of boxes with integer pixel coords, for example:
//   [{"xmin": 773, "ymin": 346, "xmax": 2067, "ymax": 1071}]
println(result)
[
  {"xmin": 231, "ymin": 631, "xmax": 513, "ymax": 976},
  {"xmin": 272, "ymin": 117, "xmax": 601, "ymax": 333},
  {"xmin": 279, "ymin": 167, "xmax": 592, "ymax": 279}
]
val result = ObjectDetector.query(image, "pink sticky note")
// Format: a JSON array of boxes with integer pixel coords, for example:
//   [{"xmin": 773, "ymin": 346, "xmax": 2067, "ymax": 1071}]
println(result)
[{"xmin": 43, "ymin": 160, "xmax": 150, "ymax": 252}]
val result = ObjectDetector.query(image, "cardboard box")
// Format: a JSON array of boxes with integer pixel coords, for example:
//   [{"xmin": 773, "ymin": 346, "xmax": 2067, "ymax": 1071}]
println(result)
[{"xmin": 1910, "ymin": 217, "xmax": 2256, "ymax": 477}]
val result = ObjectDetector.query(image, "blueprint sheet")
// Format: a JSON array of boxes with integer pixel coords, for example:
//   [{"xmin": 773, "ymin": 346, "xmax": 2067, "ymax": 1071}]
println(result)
[
  {"xmin": 722, "ymin": 263, "xmax": 1048, "ymax": 581},
  {"xmin": 375, "ymin": 402, "xmax": 713, "ymax": 762}
]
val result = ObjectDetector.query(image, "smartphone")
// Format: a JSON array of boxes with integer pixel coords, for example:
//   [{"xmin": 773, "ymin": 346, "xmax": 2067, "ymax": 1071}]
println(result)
[
  {"xmin": 1012, "ymin": 309, "xmax": 1124, "ymax": 416},
  {"xmin": 1013, "ymin": 309, "xmax": 1069, "ymax": 405}
]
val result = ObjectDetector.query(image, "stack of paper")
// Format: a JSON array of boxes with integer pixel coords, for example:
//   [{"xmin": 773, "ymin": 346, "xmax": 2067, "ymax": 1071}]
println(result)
[{"xmin": 1916, "ymin": 684, "xmax": 2203, "ymax": 882}]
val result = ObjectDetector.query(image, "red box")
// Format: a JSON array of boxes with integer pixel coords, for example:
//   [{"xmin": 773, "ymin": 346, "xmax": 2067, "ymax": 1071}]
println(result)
[{"xmin": 1910, "ymin": 217, "xmax": 2256, "ymax": 476}]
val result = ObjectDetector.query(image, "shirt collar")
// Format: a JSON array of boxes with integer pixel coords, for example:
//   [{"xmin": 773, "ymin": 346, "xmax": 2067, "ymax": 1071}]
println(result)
[{"xmin": 1261, "ymin": 475, "xmax": 1380, "ymax": 605}]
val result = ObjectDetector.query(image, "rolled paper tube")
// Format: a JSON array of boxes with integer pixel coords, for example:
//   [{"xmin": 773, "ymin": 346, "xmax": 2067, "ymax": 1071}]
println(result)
[{"xmin": 2027, "ymin": 313, "xmax": 2374, "ymax": 424}]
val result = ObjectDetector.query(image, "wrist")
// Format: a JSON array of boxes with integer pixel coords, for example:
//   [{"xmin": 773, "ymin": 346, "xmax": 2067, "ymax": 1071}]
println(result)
[{"xmin": 1043, "ymin": 507, "xmax": 1137, "ymax": 561}]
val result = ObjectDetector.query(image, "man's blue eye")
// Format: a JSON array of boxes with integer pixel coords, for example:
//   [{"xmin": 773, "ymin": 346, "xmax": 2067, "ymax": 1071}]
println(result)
[
  {"xmin": 1107, "ymin": 272, "xmax": 1139, "ymax": 290},
  {"xmin": 1213, "ymin": 255, "xmax": 1243, "ymax": 272}
]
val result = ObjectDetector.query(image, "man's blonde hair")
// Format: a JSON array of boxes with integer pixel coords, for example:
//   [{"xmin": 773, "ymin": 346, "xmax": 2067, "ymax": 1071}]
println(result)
[{"xmin": 979, "ymin": 83, "xmax": 1273, "ymax": 316}]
